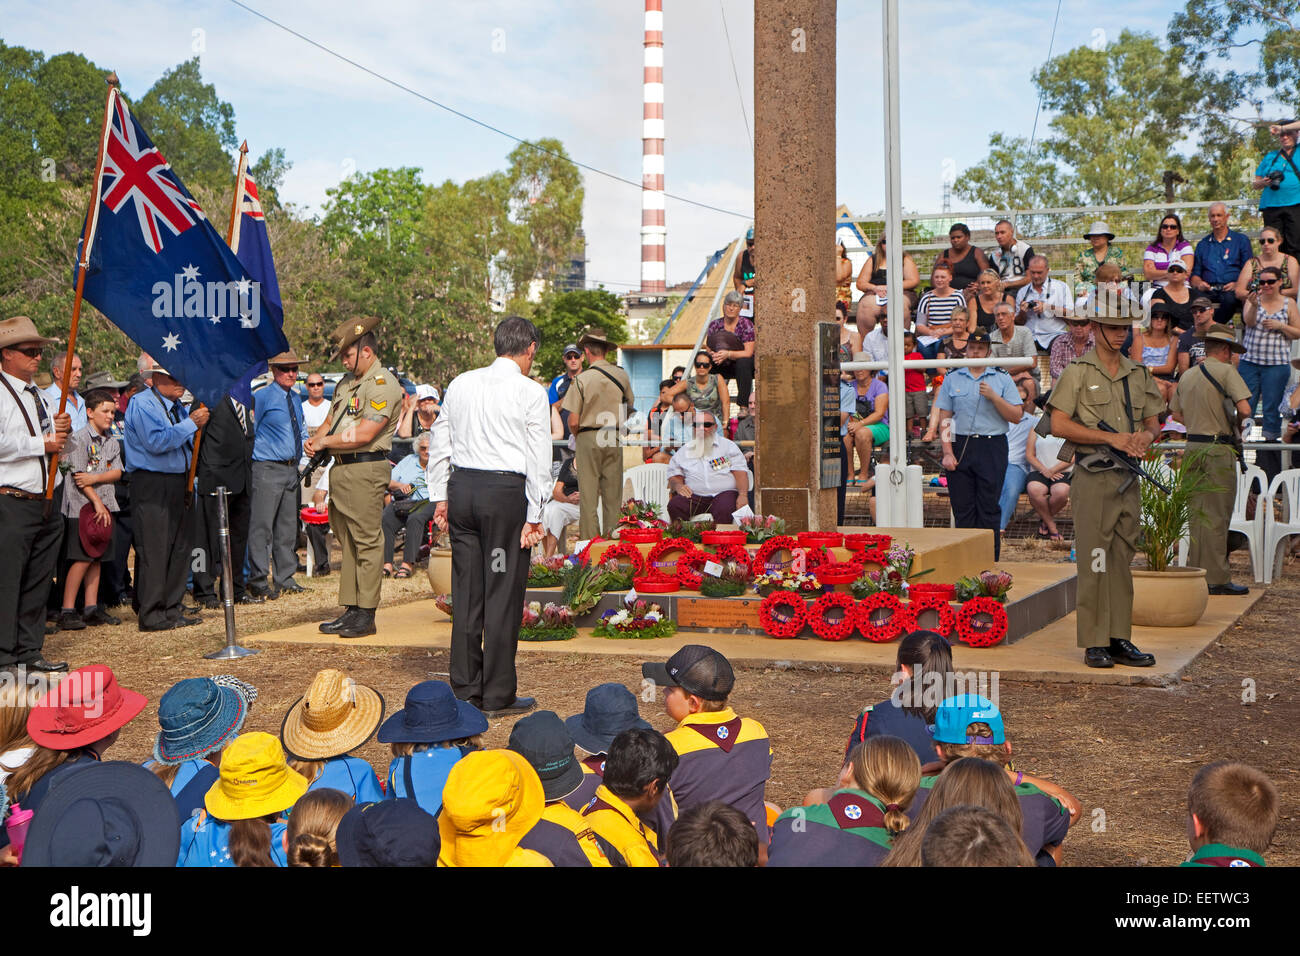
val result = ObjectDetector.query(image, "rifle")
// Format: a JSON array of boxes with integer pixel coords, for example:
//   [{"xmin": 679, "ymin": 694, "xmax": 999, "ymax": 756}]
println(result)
[
  {"xmin": 299, "ymin": 413, "xmax": 346, "ymax": 487},
  {"xmin": 1092, "ymin": 421, "xmax": 1171, "ymax": 495}
]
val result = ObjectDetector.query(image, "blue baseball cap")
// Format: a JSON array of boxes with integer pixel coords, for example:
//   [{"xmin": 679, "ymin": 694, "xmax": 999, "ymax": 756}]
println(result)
[{"xmin": 932, "ymin": 694, "xmax": 1005, "ymax": 745}]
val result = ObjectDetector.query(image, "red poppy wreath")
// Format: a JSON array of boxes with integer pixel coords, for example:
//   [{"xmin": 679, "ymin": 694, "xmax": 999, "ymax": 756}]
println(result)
[
  {"xmin": 809, "ymin": 591, "xmax": 857, "ymax": 642},
  {"xmin": 855, "ymin": 592, "xmax": 914, "ymax": 643},
  {"xmin": 599, "ymin": 541, "xmax": 646, "ymax": 577},
  {"xmin": 955, "ymin": 597, "xmax": 1008, "ymax": 647},
  {"xmin": 646, "ymin": 538, "xmax": 694, "ymax": 578},
  {"xmin": 675, "ymin": 549, "xmax": 708, "ymax": 589},
  {"xmin": 908, "ymin": 593, "xmax": 956, "ymax": 638},
  {"xmin": 709, "ymin": 543, "xmax": 753, "ymax": 568},
  {"xmin": 577, "ymin": 537, "xmax": 606, "ymax": 566},
  {"xmin": 751, "ymin": 535, "xmax": 799, "ymax": 577},
  {"xmin": 758, "ymin": 591, "xmax": 808, "ymax": 639}
]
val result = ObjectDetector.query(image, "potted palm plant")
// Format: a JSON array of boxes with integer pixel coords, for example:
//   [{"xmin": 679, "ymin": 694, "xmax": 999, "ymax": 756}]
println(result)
[{"xmin": 1131, "ymin": 445, "xmax": 1222, "ymax": 627}]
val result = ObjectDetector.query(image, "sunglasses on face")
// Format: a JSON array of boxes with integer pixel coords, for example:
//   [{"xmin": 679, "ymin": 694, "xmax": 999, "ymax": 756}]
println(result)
[
  {"xmin": 699, "ymin": 422, "xmax": 717, "ymax": 429},
  {"xmin": 1262, "ymin": 237, "xmax": 1278, "ymax": 244},
  {"xmin": 307, "ymin": 381, "xmax": 324, "ymax": 387},
  {"xmin": 1068, "ymin": 320, "xmax": 1091, "ymax": 327},
  {"xmin": 275, "ymin": 365, "xmax": 299, "ymax": 373},
  {"xmin": 695, "ymin": 362, "xmax": 711, "ymax": 369},
  {"xmin": 1260, "ymin": 279, "xmax": 1279, "ymax": 285},
  {"xmin": 9, "ymin": 347, "xmax": 44, "ymax": 358},
  {"xmin": 1161, "ymin": 223, "xmax": 1178, "ymax": 230}
]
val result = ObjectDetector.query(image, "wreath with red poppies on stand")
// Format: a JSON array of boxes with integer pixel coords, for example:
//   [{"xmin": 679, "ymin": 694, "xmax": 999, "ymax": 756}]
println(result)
[
  {"xmin": 852, "ymin": 545, "xmax": 890, "ymax": 568},
  {"xmin": 646, "ymin": 538, "xmax": 695, "ymax": 579},
  {"xmin": 955, "ymin": 597, "xmax": 1009, "ymax": 647},
  {"xmin": 708, "ymin": 543, "xmax": 753, "ymax": 568},
  {"xmin": 809, "ymin": 592, "xmax": 857, "ymax": 642},
  {"xmin": 908, "ymin": 593, "xmax": 956, "ymax": 637},
  {"xmin": 799, "ymin": 545, "xmax": 832, "ymax": 571},
  {"xmin": 758, "ymin": 592, "xmax": 808, "ymax": 639},
  {"xmin": 599, "ymin": 541, "xmax": 646, "ymax": 577},
  {"xmin": 675, "ymin": 549, "xmax": 708, "ymax": 589},
  {"xmin": 751, "ymin": 535, "xmax": 799, "ymax": 577},
  {"xmin": 577, "ymin": 537, "xmax": 606, "ymax": 567},
  {"xmin": 855, "ymin": 592, "xmax": 915, "ymax": 643},
  {"xmin": 844, "ymin": 533, "xmax": 892, "ymax": 552}
]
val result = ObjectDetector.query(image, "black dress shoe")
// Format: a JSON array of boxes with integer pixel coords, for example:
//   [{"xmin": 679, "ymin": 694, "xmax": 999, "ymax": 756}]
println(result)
[
  {"xmin": 248, "ymin": 583, "xmax": 278, "ymax": 601},
  {"xmin": 175, "ymin": 615, "xmax": 202, "ymax": 628},
  {"xmin": 1084, "ymin": 647, "xmax": 1114, "ymax": 668},
  {"xmin": 140, "ymin": 620, "xmax": 176, "ymax": 632},
  {"xmin": 235, "ymin": 592, "xmax": 265, "ymax": 605},
  {"xmin": 485, "ymin": 696, "xmax": 537, "ymax": 718},
  {"xmin": 197, "ymin": 594, "xmax": 221, "ymax": 610},
  {"xmin": 278, "ymin": 579, "xmax": 306, "ymax": 595},
  {"xmin": 336, "ymin": 607, "xmax": 377, "ymax": 639},
  {"xmin": 57, "ymin": 610, "xmax": 86, "ymax": 631},
  {"xmin": 25, "ymin": 657, "xmax": 69, "ymax": 673},
  {"xmin": 319, "ymin": 607, "xmax": 359, "ymax": 634},
  {"xmin": 1208, "ymin": 582, "xmax": 1249, "ymax": 596},
  {"xmin": 83, "ymin": 607, "xmax": 122, "ymax": 627},
  {"xmin": 313, "ymin": 565, "xmax": 332, "ymax": 577},
  {"xmin": 297, "ymin": 563, "xmax": 308, "ymax": 574},
  {"xmin": 1109, "ymin": 639, "xmax": 1156, "ymax": 667}
]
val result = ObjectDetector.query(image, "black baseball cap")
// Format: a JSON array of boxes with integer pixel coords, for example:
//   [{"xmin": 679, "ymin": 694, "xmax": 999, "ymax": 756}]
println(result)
[{"xmin": 642, "ymin": 645, "xmax": 735, "ymax": 701}]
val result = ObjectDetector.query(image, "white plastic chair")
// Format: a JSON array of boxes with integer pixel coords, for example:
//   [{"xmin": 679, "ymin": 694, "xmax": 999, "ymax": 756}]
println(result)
[
  {"xmin": 1263, "ymin": 468, "xmax": 1300, "ymax": 584},
  {"xmin": 624, "ymin": 463, "xmax": 670, "ymax": 516},
  {"xmin": 1175, "ymin": 464, "xmax": 1266, "ymax": 583}
]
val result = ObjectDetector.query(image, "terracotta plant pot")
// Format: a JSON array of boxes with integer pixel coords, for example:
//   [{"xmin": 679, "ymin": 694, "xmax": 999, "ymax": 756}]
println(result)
[
  {"xmin": 1131, "ymin": 567, "xmax": 1208, "ymax": 627},
  {"xmin": 426, "ymin": 548, "xmax": 453, "ymax": 595}
]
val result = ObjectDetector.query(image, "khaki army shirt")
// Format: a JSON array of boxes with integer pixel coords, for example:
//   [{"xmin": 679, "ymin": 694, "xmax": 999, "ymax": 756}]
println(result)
[
  {"xmin": 561, "ymin": 358, "xmax": 634, "ymax": 431},
  {"xmin": 329, "ymin": 360, "xmax": 403, "ymax": 452},
  {"xmin": 1047, "ymin": 349, "xmax": 1164, "ymax": 439},
  {"xmin": 1169, "ymin": 357, "xmax": 1250, "ymax": 437}
]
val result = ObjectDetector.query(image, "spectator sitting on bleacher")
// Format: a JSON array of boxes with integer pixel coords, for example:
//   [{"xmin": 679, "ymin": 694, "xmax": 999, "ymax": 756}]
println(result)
[
  {"xmin": 990, "ymin": 301, "xmax": 1037, "ymax": 395},
  {"xmin": 661, "ymin": 392, "xmax": 694, "ymax": 452},
  {"xmin": 998, "ymin": 381, "xmax": 1038, "ymax": 534},
  {"xmin": 1050, "ymin": 316, "xmax": 1095, "ymax": 387},
  {"xmin": 666, "ymin": 410, "xmax": 748, "ymax": 524},
  {"xmin": 1015, "ymin": 255, "xmax": 1071, "ymax": 351},
  {"xmin": 381, "ymin": 433, "xmax": 433, "ymax": 579}
]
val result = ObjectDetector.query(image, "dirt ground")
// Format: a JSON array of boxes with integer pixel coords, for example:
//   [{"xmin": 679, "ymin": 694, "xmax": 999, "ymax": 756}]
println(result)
[{"xmin": 34, "ymin": 538, "xmax": 1297, "ymax": 868}]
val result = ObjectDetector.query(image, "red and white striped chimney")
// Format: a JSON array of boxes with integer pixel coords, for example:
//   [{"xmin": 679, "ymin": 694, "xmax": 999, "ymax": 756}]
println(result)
[{"xmin": 640, "ymin": 0, "xmax": 666, "ymax": 295}]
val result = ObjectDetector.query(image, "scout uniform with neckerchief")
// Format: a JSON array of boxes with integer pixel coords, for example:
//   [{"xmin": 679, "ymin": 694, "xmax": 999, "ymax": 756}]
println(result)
[
  {"xmin": 1047, "ymin": 312, "xmax": 1164, "ymax": 651},
  {"xmin": 326, "ymin": 318, "xmax": 402, "ymax": 617},
  {"xmin": 1169, "ymin": 325, "xmax": 1251, "ymax": 590}
]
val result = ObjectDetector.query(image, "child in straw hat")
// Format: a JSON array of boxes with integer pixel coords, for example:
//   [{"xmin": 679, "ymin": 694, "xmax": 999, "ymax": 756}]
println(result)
[
  {"xmin": 377, "ymin": 680, "xmax": 486, "ymax": 815},
  {"xmin": 280, "ymin": 669, "xmax": 385, "ymax": 805},
  {"xmin": 179, "ymin": 732, "xmax": 308, "ymax": 867}
]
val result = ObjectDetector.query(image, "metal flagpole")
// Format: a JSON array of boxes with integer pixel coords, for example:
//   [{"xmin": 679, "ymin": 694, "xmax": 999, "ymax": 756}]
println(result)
[{"xmin": 205, "ymin": 485, "xmax": 257, "ymax": 659}]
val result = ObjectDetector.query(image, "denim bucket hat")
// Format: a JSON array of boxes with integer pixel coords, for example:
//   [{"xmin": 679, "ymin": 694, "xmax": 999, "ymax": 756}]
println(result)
[
  {"xmin": 377, "ymin": 681, "xmax": 488, "ymax": 745},
  {"xmin": 153, "ymin": 676, "xmax": 257, "ymax": 765}
]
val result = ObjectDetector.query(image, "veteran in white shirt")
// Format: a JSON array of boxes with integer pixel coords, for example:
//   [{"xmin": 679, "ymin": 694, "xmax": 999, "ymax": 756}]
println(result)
[
  {"xmin": 666, "ymin": 410, "xmax": 749, "ymax": 523},
  {"xmin": 428, "ymin": 316, "xmax": 550, "ymax": 719}
]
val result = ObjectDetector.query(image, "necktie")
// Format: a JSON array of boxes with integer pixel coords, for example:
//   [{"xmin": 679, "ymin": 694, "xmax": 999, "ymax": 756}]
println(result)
[
  {"xmin": 168, "ymin": 401, "xmax": 182, "ymax": 425},
  {"xmin": 286, "ymin": 391, "xmax": 301, "ymax": 459},
  {"xmin": 25, "ymin": 386, "xmax": 51, "ymax": 435},
  {"xmin": 231, "ymin": 399, "xmax": 248, "ymax": 435}
]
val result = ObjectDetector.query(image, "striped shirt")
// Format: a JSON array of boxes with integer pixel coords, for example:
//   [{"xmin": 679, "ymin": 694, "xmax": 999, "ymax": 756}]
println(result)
[
  {"xmin": 916, "ymin": 290, "xmax": 966, "ymax": 343},
  {"xmin": 1243, "ymin": 305, "xmax": 1294, "ymax": 366}
]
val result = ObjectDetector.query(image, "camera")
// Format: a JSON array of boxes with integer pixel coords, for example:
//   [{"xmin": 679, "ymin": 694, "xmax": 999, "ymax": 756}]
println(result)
[{"xmin": 1267, "ymin": 169, "xmax": 1285, "ymax": 189}]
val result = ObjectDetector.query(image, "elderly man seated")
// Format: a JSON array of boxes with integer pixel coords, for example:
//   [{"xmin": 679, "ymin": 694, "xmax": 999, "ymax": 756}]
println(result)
[
  {"xmin": 381, "ymin": 433, "xmax": 434, "ymax": 579},
  {"xmin": 666, "ymin": 410, "xmax": 749, "ymax": 523},
  {"xmin": 540, "ymin": 453, "xmax": 580, "ymax": 557}
]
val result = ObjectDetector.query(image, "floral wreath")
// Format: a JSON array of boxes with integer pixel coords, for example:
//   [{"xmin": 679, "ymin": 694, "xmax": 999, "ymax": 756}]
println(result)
[
  {"xmin": 908, "ymin": 582, "xmax": 956, "ymax": 603},
  {"xmin": 577, "ymin": 537, "xmax": 606, "ymax": 566},
  {"xmin": 798, "ymin": 531, "xmax": 844, "ymax": 550},
  {"xmin": 813, "ymin": 561, "xmax": 861, "ymax": 590},
  {"xmin": 617, "ymin": 526, "xmax": 664, "ymax": 544},
  {"xmin": 809, "ymin": 591, "xmax": 857, "ymax": 642},
  {"xmin": 709, "ymin": 543, "xmax": 753, "ymax": 568},
  {"xmin": 599, "ymin": 541, "xmax": 646, "ymax": 577},
  {"xmin": 844, "ymin": 533, "xmax": 892, "ymax": 552},
  {"xmin": 908, "ymin": 593, "xmax": 956, "ymax": 638},
  {"xmin": 676, "ymin": 549, "xmax": 709, "ymax": 589},
  {"xmin": 751, "ymin": 535, "xmax": 799, "ymax": 577},
  {"xmin": 799, "ymin": 545, "xmax": 831, "ymax": 571},
  {"xmin": 954, "ymin": 597, "xmax": 1009, "ymax": 648},
  {"xmin": 646, "ymin": 538, "xmax": 695, "ymax": 578},
  {"xmin": 855, "ymin": 593, "xmax": 914, "ymax": 643},
  {"xmin": 759, "ymin": 591, "xmax": 808, "ymax": 639},
  {"xmin": 852, "ymin": 545, "xmax": 890, "ymax": 567}
]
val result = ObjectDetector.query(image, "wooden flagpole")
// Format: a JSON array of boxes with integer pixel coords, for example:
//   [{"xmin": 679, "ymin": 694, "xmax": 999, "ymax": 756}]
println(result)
[
  {"xmin": 45, "ymin": 73, "xmax": 120, "ymax": 510},
  {"xmin": 185, "ymin": 140, "xmax": 249, "ymax": 500}
]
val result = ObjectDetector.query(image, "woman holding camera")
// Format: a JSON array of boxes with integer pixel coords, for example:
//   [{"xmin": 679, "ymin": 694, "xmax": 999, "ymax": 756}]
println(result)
[
  {"xmin": 1242, "ymin": 265, "xmax": 1300, "ymax": 443},
  {"xmin": 1235, "ymin": 226, "xmax": 1299, "ymax": 303}
]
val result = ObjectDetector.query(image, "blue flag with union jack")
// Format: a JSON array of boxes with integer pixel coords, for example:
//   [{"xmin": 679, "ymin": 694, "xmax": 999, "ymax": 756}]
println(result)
[
  {"xmin": 77, "ymin": 90, "xmax": 288, "ymax": 408},
  {"xmin": 227, "ymin": 165, "xmax": 284, "ymax": 405}
]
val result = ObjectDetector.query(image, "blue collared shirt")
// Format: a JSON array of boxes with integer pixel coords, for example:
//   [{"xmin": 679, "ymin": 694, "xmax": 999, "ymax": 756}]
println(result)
[
  {"xmin": 252, "ymin": 383, "xmax": 307, "ymax": 462},
  {"xmin": 1192, "ymin": 230, "xmax": 1253, "ymax": 287},
  {"xmin": 934, "ymin": 367, "xmax": 1021, "ymax": 436},
  {"xmin": 123, "ymin": 388, "xmax": 197, "ymax": 473},
  {"xmin": 390, "ymin": 453, "xmax": 428, "ymax": 501},
  {"xmin": 40, "ymin": 384, "xmax": 87, "ymax": 432}
]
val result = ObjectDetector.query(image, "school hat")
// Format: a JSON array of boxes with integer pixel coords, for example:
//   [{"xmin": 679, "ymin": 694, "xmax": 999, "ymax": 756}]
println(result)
[
  {"xmin": 1197, "ymin": 323, "xmax": 1247, "ymax": 354},
  {"xmin": 153, "ymin": 676, "xmax": 257, "ymax": 766},
  {"xmin": 280, "ymin": 669, "xmax": 384, "ymax": 761},
  {"xmin": 26, "ymin": 665, "xmax": 147, "ymax": 751},
  {"xmin": 376, "ymin": 680, "xmax": 487, "ymax": 745},
  {"xmin": 204, "ymin": 731, "xmax": 309, "ymax": 821},
  {"xmin": 336, "ymin": 799, "xmax": 441, "ymax": 867},
  {"xmin": 1191, "ymin": 296, "xmax": 1215, "ymax": 311},
  {"xmin": 564, "ymin": 683, "xmax": 652, "ymax": 755},
  {"xmin": 562, "ymin": 343, "xmax": 582, "ymax": 358},
  {"xmin": 507, "ymin": 711, "xmax": 584, "ymax": 802},
  {"xmin": 932, "ymin": 694, "xmax": 1006, "ymax": 745},
  {"xmin": 438, "ymin": 750, "xmax": 545, "ymax": 867},
  {"xmin": 1160, "ymin": 419, "xmax": 1187, "ymax": 435},
  {"xmin": 642, "ymin": 645, "xmax": 735, "ymax": 702},
  {"xmin": 20, "ymin": 762, "xmax": 180, "ymax": 867},
  {"xmin": 77, "ymin": 503, "xmax": 113, "ymax": 559},
  {"xmin": 1082, "ymin": 221, "xmax": 1115, "ymax": 240}
]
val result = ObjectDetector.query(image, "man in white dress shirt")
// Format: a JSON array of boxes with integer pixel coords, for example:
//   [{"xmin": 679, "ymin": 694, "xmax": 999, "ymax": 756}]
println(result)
[
  {"xmin": 428, "ymin": 316, "xmax": 550, "ymax": 718},
  {"xmin": 666, "ymin": 410, "xmax": 749, "ymax": 523},
  {"xmin": 0, "ymin": 317, "xmax": 71, "ymax": 674}
]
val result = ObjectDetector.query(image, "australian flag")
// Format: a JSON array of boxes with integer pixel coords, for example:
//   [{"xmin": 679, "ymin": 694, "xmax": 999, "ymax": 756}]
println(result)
[
  {"xmin": 77, "ymin": 90, "xmax": 288, "ymax": 408},
  {"xmin": 227, "ymin": 164, "xmax": 284, "ymax": 405}
]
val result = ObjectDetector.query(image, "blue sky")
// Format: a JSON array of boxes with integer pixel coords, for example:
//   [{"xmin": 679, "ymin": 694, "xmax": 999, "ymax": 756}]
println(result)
[{"xmin": 2, "ymin": 0, "xmax": 1189, "ymax": 290}]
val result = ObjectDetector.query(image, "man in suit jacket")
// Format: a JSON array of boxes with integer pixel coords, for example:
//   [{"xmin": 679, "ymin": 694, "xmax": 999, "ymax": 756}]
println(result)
[{"xmin": 191, "ymin": 395, "xmax": 261, "ymax": 607}]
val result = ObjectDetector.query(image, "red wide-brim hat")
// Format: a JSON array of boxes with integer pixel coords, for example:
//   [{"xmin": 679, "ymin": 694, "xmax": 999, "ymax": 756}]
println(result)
[
  {"xmin": 78, "ymin": 503, "xmax": 113, "ymax": 558},
  {"xmin": 27, "ymin": 665, "xmax": 148, "ymax": 751}
]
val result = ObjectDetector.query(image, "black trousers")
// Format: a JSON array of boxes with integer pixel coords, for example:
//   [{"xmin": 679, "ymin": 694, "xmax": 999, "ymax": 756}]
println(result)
[
  {"xmin": 448, "ymin": 469, "xmax": 528, "ymax": 711},
  {"xmin": 305, "ymin": 522, "xmax": 330, "ymax": 570},
  {"xmin": 1204, "ymin": 287, "xmax": 1241, "ymax": 327},
  {"xmin": 946, "ymin": 434, "xmax": 1008, "ymax": 561},
  {"xmin": 837, "ymin": 442, "xmax": 848, "ymax": 526},
  {"xmin": 382, "ymin": 498, "xmax": 435, "ymax": 565},
  {"xmin": 713, "ymin": 355, "xmax": 755, "ymax": 410},
  {"xmin": 131, "ymin": 470, "xmax": 191, "ymax": 630},
  {"xmin": 102, "ymin": 483, "xmax": 133, "ymax": 603},
  {"xmin": 191, "ymin": 486, "xmax": 251, "ymax": 601},
  {"xmin": 1264, "ymin": 205, "xmax": 1300, "ymax": 259},
  {"xmin": 0, "ymin": 494, "xmax": 64, "ymax": 667}
]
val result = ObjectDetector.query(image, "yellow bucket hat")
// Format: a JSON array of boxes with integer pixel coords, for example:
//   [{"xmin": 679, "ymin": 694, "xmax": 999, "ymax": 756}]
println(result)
[
  {"xmin": 280, "ymin": 668, "xmax": 384, "ymax": 761},
  {"xmin": 205, "ymin": 732, "xmax": 309, "ymax": 821},
  {"xmin": 437, "ymin": 750, "xmax": 546, "ymax": 867}
]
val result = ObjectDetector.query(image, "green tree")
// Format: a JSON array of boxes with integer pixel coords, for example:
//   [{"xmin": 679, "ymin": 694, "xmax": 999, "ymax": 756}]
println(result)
[
  {"xmin": 248, "ymin": 146, "xmax": 292, "ymax": 214},
  {"xmin": 531, "ymin": 288, "xmax": 628, "ymax": 380},
  {"xmin": 501, "ymin": 139, "xmax": 584, "ymax": 296},
  {"xmin": 134, "ymin": 58, "xmax": 237, "ymax": 193},
  {"xmin": 321, "ymin": 166, "xmax": 426, "ymax": 250}
]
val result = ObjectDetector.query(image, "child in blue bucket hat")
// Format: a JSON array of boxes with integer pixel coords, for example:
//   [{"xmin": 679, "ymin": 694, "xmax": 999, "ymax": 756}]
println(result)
[
  {"xmin": 147, "ymin": 676, "xmax": 257, "ymax": 823},
  {"xmin": 563, "ymin": 683, "xmax": 653, "ymax": 813},
  {"xmin": 378, "ymin": 681, "xmax": 487, "ymax": 816}
]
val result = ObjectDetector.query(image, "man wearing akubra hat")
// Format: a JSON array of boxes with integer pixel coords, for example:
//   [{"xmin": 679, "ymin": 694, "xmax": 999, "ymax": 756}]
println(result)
[
  {"xmin": 1170, "ymin": 325, "xmax": 1254, "ymax": 596},
  {"xmin": 1048, "ymin": 305, "xmax": 1166, "ymax": 668},
  {"xmin": 561, "ymin": 326, "xmax": 635, "ymax": 540},
  {"xmin": 0, "ymin": 316, "xmax": 72, "ymax": 673},
  {"xmin": 123, "ymin": 360, "xmax": 209, "ymax": 631},
  {"xmin": 247, "ymin": 348, "xmax": 310, "ymax": 601},
  {"xmin": 305, "ymin": 317, "xmax": 402, "ymax": 639}
]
